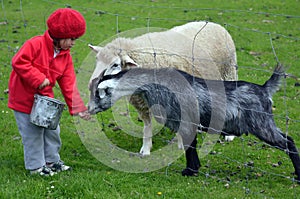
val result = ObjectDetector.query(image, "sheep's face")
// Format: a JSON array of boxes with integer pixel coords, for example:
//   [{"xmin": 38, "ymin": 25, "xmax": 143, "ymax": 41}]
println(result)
[{"xmin": 88, "ymin": 43, "xmax": 139, "ymax": 86}]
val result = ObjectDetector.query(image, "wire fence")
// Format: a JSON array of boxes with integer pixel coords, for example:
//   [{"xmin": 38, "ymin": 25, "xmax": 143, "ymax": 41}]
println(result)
[{"xmin": 1, "ymin": 0, "xmax": 300, "ymax": 198}]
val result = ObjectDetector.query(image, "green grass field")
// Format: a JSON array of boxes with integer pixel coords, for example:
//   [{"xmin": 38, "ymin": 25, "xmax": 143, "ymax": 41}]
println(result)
[{"xmin": 1, "ymin": 0, "xmax": 300, "ymax": 198}]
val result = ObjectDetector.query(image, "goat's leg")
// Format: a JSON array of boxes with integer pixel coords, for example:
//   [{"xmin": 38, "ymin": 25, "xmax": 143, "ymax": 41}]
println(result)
[
  {"xmin": 286, "ymin": 136, "xmax": 300, "ymax": 181},
  {"xmin": 254, "ymin": 126, "xmax": 300, "ymax": 182},
  {"xmin": 182, "ymin": 136, "xmax": 201, "ymax": 176}
]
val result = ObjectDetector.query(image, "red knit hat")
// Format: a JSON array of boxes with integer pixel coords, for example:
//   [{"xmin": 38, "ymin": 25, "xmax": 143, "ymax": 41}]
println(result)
[{"xmin": 47, "ymin": 8, "xmax": 86, "ymax": 39}]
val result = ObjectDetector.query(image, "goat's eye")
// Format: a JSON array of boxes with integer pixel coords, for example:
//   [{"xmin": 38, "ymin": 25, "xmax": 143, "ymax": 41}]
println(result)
[
  {"xmin": 97, "ymin": 87, "xmax": 111, "ymax": 99},
  {"xmin": 97, "ymin": 88, "xmax": 106, "ymax": 99}
]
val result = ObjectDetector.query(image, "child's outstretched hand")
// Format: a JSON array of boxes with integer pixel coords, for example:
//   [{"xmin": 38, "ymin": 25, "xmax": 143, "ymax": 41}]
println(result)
[{"xmin": 78, "ymin": 110, "xmax": 91, "ymax": 120}]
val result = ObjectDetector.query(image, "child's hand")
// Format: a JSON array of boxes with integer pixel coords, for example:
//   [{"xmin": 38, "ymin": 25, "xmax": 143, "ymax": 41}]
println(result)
[
  {"xmin": 38, "ymin": 78, "xmax": 50, "ymax": 89},
  {"xmin": 78, "ymin": 110, "xmax": 91, "ymax": 120}
]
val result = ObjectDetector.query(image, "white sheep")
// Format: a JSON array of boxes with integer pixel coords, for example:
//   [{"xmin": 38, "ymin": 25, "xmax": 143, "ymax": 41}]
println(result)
[{"xmin": 88, "ymin": 21, "xmax": 237, "ymax": 155}]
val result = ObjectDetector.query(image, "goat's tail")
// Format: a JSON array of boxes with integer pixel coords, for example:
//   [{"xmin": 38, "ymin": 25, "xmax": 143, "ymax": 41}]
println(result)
[{"xmin": 263, "ymin": 64, "xmax": 285, "ymax": 96}]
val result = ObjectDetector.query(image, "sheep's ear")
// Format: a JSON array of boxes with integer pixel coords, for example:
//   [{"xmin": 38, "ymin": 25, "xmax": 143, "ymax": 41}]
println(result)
[
  {"xmin": 122, "ymin": 55, "xmax": 139, "ymax": 68},
  {"xmin": 88, "ymin": 44, "xmax": 103, "ymax": 53}
]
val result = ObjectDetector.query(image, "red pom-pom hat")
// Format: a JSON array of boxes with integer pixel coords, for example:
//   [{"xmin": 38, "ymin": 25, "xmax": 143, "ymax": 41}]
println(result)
[{"xmin": 47, "ymin": 8, "xmax": 86, "ymax": 39}]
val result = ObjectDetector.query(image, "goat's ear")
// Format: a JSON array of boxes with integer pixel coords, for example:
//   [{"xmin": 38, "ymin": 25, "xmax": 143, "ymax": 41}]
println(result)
[
  {"xmin": 88, "ymin": 44, "xmax": 102, "ymax": 53},
  {"xmin": 122, "ymin": 55, "xmax": 139, "ymax": 68},
  {"xmin": 97, "ymin": 79, "xmax": 117, "ymax": 99}
]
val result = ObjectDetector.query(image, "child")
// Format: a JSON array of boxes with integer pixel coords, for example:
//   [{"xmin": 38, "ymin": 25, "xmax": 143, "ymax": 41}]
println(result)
[{"xmin": 8, "ymin": 8, "xmax": 91, "ymax": 176}]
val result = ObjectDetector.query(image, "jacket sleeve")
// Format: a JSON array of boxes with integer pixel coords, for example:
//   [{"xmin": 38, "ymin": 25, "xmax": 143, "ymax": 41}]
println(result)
[
  {"xmin": 11, "ymin": 40, "xmax": 46, "ymax": 89},
  {"xmin": 58, "ymin": 56, "xmax": 87, "ymax": 115}
]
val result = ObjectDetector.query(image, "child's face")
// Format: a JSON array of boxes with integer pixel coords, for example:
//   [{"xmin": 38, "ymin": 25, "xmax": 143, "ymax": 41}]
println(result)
[{"xmin": 59, "ymin": 38, "xmax": 77, "ymax": 50}]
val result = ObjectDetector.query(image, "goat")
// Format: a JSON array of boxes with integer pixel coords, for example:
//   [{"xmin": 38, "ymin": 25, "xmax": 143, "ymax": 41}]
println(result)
[{"xmin": 89, "ymin": 65, "xmax": 300, "ymax": 181}]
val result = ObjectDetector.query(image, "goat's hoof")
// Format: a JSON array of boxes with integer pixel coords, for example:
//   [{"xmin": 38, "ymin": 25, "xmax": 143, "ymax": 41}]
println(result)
[
  {"xmin": 181, "ymin": 168, "xmax": 198, "ymax": 177},
  {"xmin": 225, "ymin": 135, "xmax": 235, "ymax": 142}
]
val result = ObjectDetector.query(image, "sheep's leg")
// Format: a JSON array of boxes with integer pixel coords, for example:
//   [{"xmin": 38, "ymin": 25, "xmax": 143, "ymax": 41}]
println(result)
[
  {"xmin": 139, "ymin": 118, "xmax": 152, "ymax": 156},
  {"xmin": 132, "ymin": 97, "xmax": 153, "ymax": 156},
  {"xmin": 182, "ymin": 136, "xmax": 201, "ymax": 176},
  {"xmin": 176, "ymin": 133, "xmax": 184, "ymax": 150},
  {"xmin": 254, "ymin": 126, "xmax": 300, "ymax": 182}
]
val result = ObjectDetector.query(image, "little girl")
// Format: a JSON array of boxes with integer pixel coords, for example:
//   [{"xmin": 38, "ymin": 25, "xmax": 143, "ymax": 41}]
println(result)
[{"xmin": 8, "ymin": 8, "xmax": 90, "ymax": 176}]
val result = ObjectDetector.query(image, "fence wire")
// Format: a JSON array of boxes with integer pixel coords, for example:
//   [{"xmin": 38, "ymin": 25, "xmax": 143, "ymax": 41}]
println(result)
[{"xmin": 0, "ymin": 1, "xmax": 300, "ymax": 198}]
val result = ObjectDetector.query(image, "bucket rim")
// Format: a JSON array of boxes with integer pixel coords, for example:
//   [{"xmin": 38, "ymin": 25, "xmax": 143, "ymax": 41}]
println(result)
[{"xmin": 34, "ymin": 94, "xmax": 65, "ymax": 105}]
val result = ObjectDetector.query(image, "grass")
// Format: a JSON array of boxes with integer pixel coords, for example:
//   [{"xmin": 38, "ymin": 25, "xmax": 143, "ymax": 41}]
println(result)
[{"xmin": 0, "ymin": 0, "xmax": 300, "ymax": 198}]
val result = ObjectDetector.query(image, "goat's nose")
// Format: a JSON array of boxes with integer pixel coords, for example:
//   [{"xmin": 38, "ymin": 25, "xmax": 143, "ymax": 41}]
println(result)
[
  {"xmin": 88, "ymin": 106, "xmax": 93, "ymax": 113},
  {"xmin": 87, "ymin": 102, "xmax": 98, "ymax": 115},
  {"xmin": 87, "ymin": 108, "xmax": 95, "ymax": 115},
  {"xmin": 87, "ymin": 103, "xmax": 93, "ymax": 113}
]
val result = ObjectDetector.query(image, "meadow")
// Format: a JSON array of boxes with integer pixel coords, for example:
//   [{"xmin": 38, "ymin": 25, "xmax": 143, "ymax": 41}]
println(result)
[{"xmin": 0, "ymin": 0, "xmax": 299, "ymax": 198}]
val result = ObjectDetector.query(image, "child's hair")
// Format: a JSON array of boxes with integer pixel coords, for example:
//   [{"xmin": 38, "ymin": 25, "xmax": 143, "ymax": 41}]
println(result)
[{"xmin": 52, "ymin": 37, "xmax": 60, "ymax": 49}]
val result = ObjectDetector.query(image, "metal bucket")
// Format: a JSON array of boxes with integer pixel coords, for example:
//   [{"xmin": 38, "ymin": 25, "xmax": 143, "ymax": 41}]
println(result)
[{"xmin": 30, "ymin": 94, "xmax": 65, "ymax": 130}]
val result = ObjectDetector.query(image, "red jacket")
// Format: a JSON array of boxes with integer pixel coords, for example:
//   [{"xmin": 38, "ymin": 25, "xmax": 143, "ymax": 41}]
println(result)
[{"xmin": 8, "ymin": 30, "xmax": 87, "ymax": 115}]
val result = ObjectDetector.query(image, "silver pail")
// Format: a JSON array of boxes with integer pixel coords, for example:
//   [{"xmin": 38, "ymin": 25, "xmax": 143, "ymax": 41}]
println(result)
[{"xmin": 30, "ymin": 94, "xmax": 65, "ymax": 130}]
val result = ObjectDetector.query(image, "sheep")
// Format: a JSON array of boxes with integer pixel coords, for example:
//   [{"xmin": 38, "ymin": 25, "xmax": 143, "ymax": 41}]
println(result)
[
  {"xmin": 88, "ymin": 21, "xmax": 237, "ymax": 155},
  {"xmin": 89, "ymin": 65, "xmax": 300, "ymax": 181}
]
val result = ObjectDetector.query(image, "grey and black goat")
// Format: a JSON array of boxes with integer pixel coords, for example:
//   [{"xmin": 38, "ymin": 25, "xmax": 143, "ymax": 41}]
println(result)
[{"xmin": 88, "ymin": 65, "xmax": 300, "ymax": 182}]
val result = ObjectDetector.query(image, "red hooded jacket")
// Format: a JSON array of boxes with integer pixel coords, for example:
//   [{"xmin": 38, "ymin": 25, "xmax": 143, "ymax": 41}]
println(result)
[{"xmin": 8, "ymin": 30, "xmax": 87, "ymax": 115}]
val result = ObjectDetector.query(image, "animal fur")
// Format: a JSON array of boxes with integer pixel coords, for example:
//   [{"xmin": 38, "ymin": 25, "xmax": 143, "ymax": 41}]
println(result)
[{"xmin": 89, "ymin": 65, "xmax": 300, "ymax": 181}]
